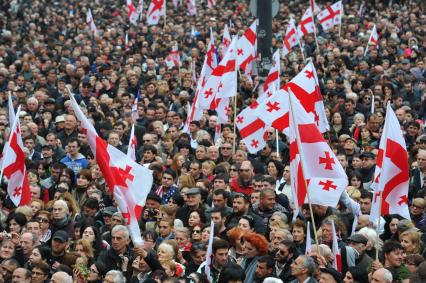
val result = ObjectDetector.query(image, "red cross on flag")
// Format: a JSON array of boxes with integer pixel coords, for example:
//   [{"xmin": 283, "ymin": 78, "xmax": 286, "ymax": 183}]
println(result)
[
  {"xmin": 127, "ymin": 124, "xmax": 137, "ymax": 161},
  {"xmin": 86, "ymin": 9, "xmax": 98, "ymax": 36},
  {"xmin": 289, "ymin": 90, "xmax": 347, "ymax": 207},
  {"xmin": 370, "ymin": 103, "xmax": 410, "ymax": 223},
  {"xmin": 236, "ymin": 20, "xmax": 257, "ymax": 79},
  {"xmin": 199, "ymin": 36, "xmax": 237, "ymax": 108},
  {"xmin": 236, "ymin": 101, "xmax": 268, "ymax": 154},
  {"xmin": 147, "ymin": 0, "xmax": 165, "ymax": 26},
  {"xmin": 165, "ymin": 43, "xmax": 181, "ymax": 69},
  {"xmin": 185, "ymin": 0, "xmax": 196, "ymax": 16},
  {"xmin": 317, "ymin": 1, "xmax": 343, "ymax": 31},
  {"xmin": 70, "ymin": 93, "xmax": 153, "ymax": 245},
  {"xmin": 127, "ymin": 0, "xmax": 138, "ymax": 25},
  {"xmin": 297, "ymin": 8, "xmax": 315, "ymax": 38},
  {"xmin": 259, "ymin": 49, "xmax": 281, "ymax": 103},
  {"xmin": 214, "ymin": 97, "xmax": 231, "ymax": 124},
  {"xmin": 364, "ymin": 24, "xmax": 379, "ymax": 56},
  {"xmin": 222, "ymin": 24, "xmax": 231, "ymax": 58},
  {"xmin": 282, "ymin": 19, "xmax": 299, "ymax": 57},
  {"xmin": 0, "ymin": 105, "xmax": 31, "ymax": 207}
]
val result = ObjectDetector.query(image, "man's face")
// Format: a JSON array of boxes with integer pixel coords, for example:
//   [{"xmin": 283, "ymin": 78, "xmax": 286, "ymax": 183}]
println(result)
[
  {"xmin": 52, "ymin": 202, "xmax": 68, "ymax": 219},
  {"xmin": 319, "ymin": 273, "xmax": 338, "ymax": 283},
  {"xmin": 67, "ymin": 141, "xmax": 80, "ymax": 156},
  {"xmin": 143, "ymin": 150, "xmax": 155, "ymax": 162},
  {"xmin": 255, "ymin": 262, "xmax": 272, "ymax": 279},
  {"xmin": 213, "ymin": 248, "xmax": 229, "ymax": 267},
  {"xmin": 211, "ymin": 212, "xmax": 224, "ymax": 227},
  {"xmin": 20, "ymin": 233, "xmax": 33, "ymax": 256},
  {"xmin": 161, "ymin": 173, "xmax": 174, "ymax": 188},
  {"xmin": 189, "ymin": 163, "xmax": 201, "ymax": 178},
  {"xmin": 361, "ymin": 157, "xmax": 375, "ymax": 169},
  {"xmin": 220, "ymin": 143, "xmax": 232, "ymax": 157},
  {"xmin": 158, "ymin": 221, "xmax": 173, "ymax": 237},
  {"xmin": 30, "ymin": 185, "xmax": 41, "ymax": 199},
  {"xmin": 290, "ymin": 256, "xmax": 306, "ymax": 276},
  {"xmin": 212, "ymin": 194, "xmax": 226, "ymax": 208},
  {"xmin": 213, "ymin": 179, "xmax": 226, "ymax": 190},
  {"xmin": 321, "ymin": 224, "xmax": 333, "ymax": 242},
  {"xmin": 111, "ymin": 230, "xmax": 128, "ymax": 253},
  {"xmin": 64, "ymin": 115, "xmax": 76, "ymax": 130},
  {"xmin": 417, "ymin": 151, "xmax": 426, "ymax": 171},
  {"xmin": 344, "ymin": 102, "xmax": 354, "ymax": 113},
  {"xmin": 385, "ymin": 249, "xmax": 404, "ymax": 267},
  {"xmin": 145, "ymin": 199, "xmax": 160, "ymax": 209},
  {"xmin": 360, "ymin": 198, "xmax": 372, "ymax": 214},
  {"xmin": 260, "ymin": 191, "xmax": 275, "ymax": 210},
  {"xmin": 51, "ymin": 239, "xmax": 68, "ymax": 254},
  {"xmin": 107, "ymin": 133, "xmax": 120, "ymax": 147},
  {"xmin": 12, "ymin": 268, "xmax": 30, "ymax": 283},
  {"xmin": 239, "ymin": 161, "xmax": 253, "ymax": 180},
  {"xmin": 26, "ymin": 222, "xmax": 40, "ymax": 236},
  {"xmin": 275, "ymin": 244, "xmax": 291, "ymax": 264},
  {"xmin": 232, "ymin": 197, "xmax": 247, "ymax": 214},
  {"xmin": 371, "ymin": 269, "xmax": 388, "ymax": 283},
  {"xmin": 186, "ymin": 194, "xmax": 201, "ymax": 207},
  {"xmin": 24, "ymin": 139, "xmax": 35, "ymax": 151}
]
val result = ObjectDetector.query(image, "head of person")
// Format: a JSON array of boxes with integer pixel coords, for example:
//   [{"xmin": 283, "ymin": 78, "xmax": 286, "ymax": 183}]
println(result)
[
  {"xmin": 158, "ymin": 241, "xmax": 177, "ymax": 262},
  {"xmin": 51, "ymin": 230, "xmax": 69, "ymax": 256},
  {"xmin": 103, "ymin": 270, "xmax": 126, "ymax": 283},
  {"xmin": 399, "ymin": 230, "xmax": 421, "ymax": 255},
  {"xmin": 242, "ymin": 232, "xmax": 269, "ymax": 259},
  {"xmin": 275, "ymin": 239, "xmax": 298, "ymax": 265},
  {"xmin": 212, "ymin": 238, "xmax": 230, "ymax": 268},
  {"xmin": 383, "ymin": 241, "xmax": 404, "ymax": 268},
  {"xmin": 217, "ymin": 262, "xmax": 246, "ymax": 283},
  {"xmin": 52, "ymin": 200, "xmax": 70, "ymax": 220},
  {"xmin": 238, "ymin": 215, "xmax": 255, "ymax": 232},
  {"xmin": 291, "ymin": 255, "xmax": 316, "ymax": 279},
  {"xmin": 31, "ymin": 262, "xmax": 49, "ymax": 283},
  {"xmin": 255, "ymin": 255, "xmax": 274, "ymax": 280},
  {"xmin": 111, "ymin": 225, "xmax": 130, "ymax": 254},
  {"xmin": 343, "ymin": 266, "xmax": 369, "ymax": 283},
  {"xmin": 232, "ymin": 193, "xmax": 250, "ymax": 215},
  {"xmin": 371, "ymin": 268, "xmax": 393, "ymax": 283},
  {"xmin": 11, "ymin": 267, "xmax": 31, "ymax": 283}
]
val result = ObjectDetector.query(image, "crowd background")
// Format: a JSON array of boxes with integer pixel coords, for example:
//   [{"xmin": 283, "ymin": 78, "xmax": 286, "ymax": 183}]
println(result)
[{"xmin": 0, "ymin": 0, "xmax": 425, "ymax": 283}]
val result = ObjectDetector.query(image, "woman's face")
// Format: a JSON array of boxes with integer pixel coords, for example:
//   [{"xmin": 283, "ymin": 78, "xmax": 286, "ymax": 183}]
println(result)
[
  {"xmin": 389, "ymin": 218, "xmax": 399, "ymax": 234},
  {"xmin": 243, "ymin": 241, "xmax": 258, "ymax": 259},
  {"xmin": 76, "ymin": 174, "xmax": 89, "ymax": 188},
  {"xmin": 267, "ymin": 162, "xmax": 278, "ymax": 177},
  {"xmin": 158, "ymin": 246, "xmax": 173, "ymax": 261},
  {"xmin": 175, "ymin": 232, "xmax": 189, "ymax": 248},
  {"xmin": 229, "ymin": 166, "xmax": 238, "ymax": 178},
  {"xmin": 343, "ymin": 271, "xmax": 354, "ymax": 283},
  {"xmin": 237, "ymin": 218, "xmax": 251, "ymax": 232},
  {"xmin": 74, "ymin": 244, "xmax": 86, "ymax": 257},
  {"xmin": 333, "ymin": 113, "xmax": 342, "ymax": 125},
  {"xmin": 82, "ymin": 227, "xmax": 96, "ymax": 243},
  {"xmin": 31, "ymin": 201, "xmax": 42, "ymax": 215},
  {"xmin": 0, "ymin": 241, "xmax": 15, "ymax": 259},
  {"xmin": 361, "ymin": 128, "xmax": 370, "ymax": 139},
  {"xmin": 400, "ymin": 236, "xmax": 416, "ymax": 253},
  {"xmin": 29, "ymin": 248, "xmax": 42, "ymax": 265},
  {"xmin": 201, "ymin": 227, "xmax": 210, "ymax": 243},
  {"xmin": 9, "ymin": 219, "xmax": 21, "ymax": 233},
  {"xmin": 350, "ymin": 177, "xmax": 361, "ymax": 188},
  {"xmin": 292, "ymin": 226, "xmax": 306, "ymax": 243},
  {"xmin": 37, "ymin": 165, "xmax": 46, "ymax": 178},
  {"xmin": 192, "ymin": 226, "xmax": 202, "ymax": 241},
  {"xmin": 31, "ymin": 267, "xmax": 48, "ymax": 283},
  {"xmin": 87, "ymin": 185, "xmax": 98, "ymax": 196},
  {"xmin": 88, "ymin": 264, "xmax": 101, "ymax": 281},
  {"xmin": 132, "ymin": 255, "xmax": 142, "ymax": 271},
  {"xmin": 202, "ymin": 164, "xmax": 212, "ymax": 176},
  {"xmin": 28, "ymin": 173, "xmax": 39, "ymax": 184},
  {"xmin": 188, "ymin": 212, "xmax": 201, "ymax": 227}
]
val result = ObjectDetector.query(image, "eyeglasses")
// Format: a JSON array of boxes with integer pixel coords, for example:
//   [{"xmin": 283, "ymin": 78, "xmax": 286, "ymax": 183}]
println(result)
[
  {"xmin": 411, "ymin": 204, "xmax": 424, "ymax": 210},
  {"xmin": 230, "ymin": 168, "xmax": 237, "ymax": 172},
  {"xmin": 221, "ymin": 147, "xmax": 231, "ymax": 150},
  {"xmin": 143, "ymin": 140, "xmax": 151, "ymax": 143},
  {"xmin": 193, "ymin": 229, "xmax": 201, "ymax": 234},
  {"xmin": 36, "ymin": 217, "xmax": 49, "ymax": 223},
  {"xmin": 239, "ymin": 169, "xmax": 250, "ymax": 172}
]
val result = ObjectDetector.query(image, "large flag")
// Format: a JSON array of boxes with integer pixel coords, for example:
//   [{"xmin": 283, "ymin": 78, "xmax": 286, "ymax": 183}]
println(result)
[
  {"xmin": 127, "ymin": 0, "xmax": 138, "ymax": 25},
  {"xmin": 165, "ymin": 43, "xmax": 181, "ymax": 69},
  {"xmin": 86, "ymin": 9, "xmax": 98, "ymax": 36},
  {"xmin": 364, "ymin": 24, "xmax": 379, "ymax": 56},
  {"xmin": 0, "ymin": 105, "xmax": 31, "ymax": 207},
  {"xmin": 317, "ymin": 1, "xmax": 343, "ymax": 31},
  {"xmin": 331, "ymin": 220, "xmax": 342, "ymax": 272},
  {"xmin": 147, "ymin": 0, "xmax": 165, "ymax": 25},
  {"xmin": 236, "ymin": 102, "xmax": 268, "ymax": 154},
  {"xmin": 260, "ymin": 49, "xmax": 281, "ymax": 102},
  {"xmin": 70, "ymin": 94, "xmax": 153, "ymax": 245},
  {"xmin": 297, "ymin": 8, "xmax": 316, "ymax": 38},
  {"xmin": 237, "ymin": 21, "xmax": 257, "ymax": 79},
  {"xmin": 199, "ymin": 36, "xmax": 237, "ymax": 108},
  {"xmin": 282, "ymin": 19, "xmax": 299, "ymax": 57},
  {"xmin": 222, "ymin": 24, "xmax": 231, "ymax": 58},
  {"xmin": 370, "ymin": 103, "xmax": 410, "ymax": 223},
  {"xmin": 289, "ymin": 90, "xmax": 348, "ymax": 207},
  {"xmin": 257, "ymin": 62, "xmax": 329, "ymax": 133}
]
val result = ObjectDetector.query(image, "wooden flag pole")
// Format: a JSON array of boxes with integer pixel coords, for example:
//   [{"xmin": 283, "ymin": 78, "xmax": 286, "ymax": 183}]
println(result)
[{"xmin": 288, "ymin": 89, "xmax": 320, "ymax": 250}]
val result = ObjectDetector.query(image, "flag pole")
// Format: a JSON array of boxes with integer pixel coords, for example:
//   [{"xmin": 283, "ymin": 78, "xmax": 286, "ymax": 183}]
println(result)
[
  {"xmin": 375, "ymin": 191, "xmax": 383, "ymax": 261},
  {"xmin": 310, "ymin": 2, "xmax": 320, "ymax": 53},
  {"xmin": 288, "ymin": 88, "xmax": 320, "ymax": 250},
  {"xmin": 163, "ymin": 0, "xmax": 167, "ymax": 29},
  {"xmin": 275, "ymin": 130, "xmax": 280, "ymax": 159}
]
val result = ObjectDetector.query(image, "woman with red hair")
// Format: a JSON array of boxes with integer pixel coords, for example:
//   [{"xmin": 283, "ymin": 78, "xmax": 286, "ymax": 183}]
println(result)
[{"xmin": 240, "ymin": 232, "xmax": 269, "ymax": 283}]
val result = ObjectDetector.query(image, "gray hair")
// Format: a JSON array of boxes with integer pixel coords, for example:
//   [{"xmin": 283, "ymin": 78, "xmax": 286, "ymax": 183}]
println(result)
[
  {"xmin": 263, "ymin": 278, "xmax": 283, "ymax": 283},
  {"xmin": 112, "ymin": 225, "xmax": 130, "ymax": 240},
  {"xmin": 105, "ymin": 270, "xmax": 126, "ymax": 283},
  {"xmin": 300, "ymin": 255, "xmax": 316, "ymax": 276},
  {"xmin": 377, "ymin": 268, "xmax": 393, "ymax": 283}
]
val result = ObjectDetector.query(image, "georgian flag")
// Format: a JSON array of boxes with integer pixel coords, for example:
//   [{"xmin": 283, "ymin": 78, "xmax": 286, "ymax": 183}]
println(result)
[
  {"xmin": 70, "ymin": 93, "xmax": 153, "ymax": 245},
  {"xmin": 127, "ymin": 0, "xmax": 138, "ymax": 25},
  {"xmin": 364, "ymin": 24, "xmax": 379, "ymax": 56},
  {"xmin": 147, "ymin": 0, "xmax": 165, "ymax": 26},
  {"xmin": 222, "ymin": 24, "xmax": 231, "ymax": 58},
  {"xmin": 259, "ymin": 49, "xmax": 281, "ymax": 103},
  {"xmin": 86, "ymin": 8, "xmax": 98, "ymax": 36},
  {"xmin": 127, "ymin": 124, "xmax": 137, "ymax": 161},
  {"xmin": 282, "ymin": 19, "xmax": 299, "ymax": 57},
  {"xmin": 317, "ymin": 1, "xmax": 343, "ymax": 31},
  {"xmin": 236, "ymin": 20, "xmax": 257, "ymax": 79},
  {"xmin": 297, "ymin": 8, "xmax": 315, "ymax": 38},
  {"xmin": 165, "ymin": 43, "xmax": 181, "ymax": 69}
]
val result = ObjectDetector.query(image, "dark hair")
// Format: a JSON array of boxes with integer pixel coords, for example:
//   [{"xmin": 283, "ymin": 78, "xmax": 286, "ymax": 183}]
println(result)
[
  {"xmin": 32, "ymin": 261, "xmax": 50, "ymax": 275},
  {"xmin": 210, "ymin": 207, "xmax": 227, "ymax": 218},
  {"xmin": 214, "ymin": 173, "xmax": 229, "ymax": 183},
  {"xmin": 360, "ymin": 189, "xmax": 373, "ymax": 201},
  {"xmin": 217, "ymin": 262, "xmax": 245, "ymax": 283},
  {"xmin": 213, "ymin": 189, "xmax": 229, "ymax": 200},
  {"xmin": 6, "ymin": 212, "xmax": 27, "ymax": 232},
  {"xmin": 80, "ymin": 225, "xmax": 103, "ymax": 257},
  {"xmin": 240, "ymin": 215, "xmax": 255, "ymax": 229},
  {"xmin": 34, "ymin": 245, "xmax": 51, "ymax": 262},
  {"xmin": 143, "ymin": 144, "xmax": 158, "ymax": 155},
  {"xmin": 146, "ymin": 192, "xmax": 162, "ymax": 204},
  {"xmin": 83, "ymin": 198, "xmax": 99, "ymax": 210},
  {"xmin": 280, "ymin": 240, "xmax": 299, "ymax": 259},
  {"xmin": 163, "ymin": 168, "xmax": 177, "ymax": 180},
  {"xmin": 383, "ymin": 240, "xmax": 404, "ymax": 255},
  {"xmin": 190, "ymin": 209, "xmax": 207, "ymax": 225},
  {"xmin": 143, "ymin": 229, "xmax": 158, "ymax": 242},
  {"xmin": 267, "ymin": 159, "xmax": 284, "ymax": 179},
  {"xmin": 346, "ymin": 266, "xmax": 369, "ymax": 283},
  {"xmin": 212, "ymin": 238, "xmax": 229, "ymax": 253},
  {"xmin": 257, "ymin": 255, "xmax": 275, "ymax": 270}
]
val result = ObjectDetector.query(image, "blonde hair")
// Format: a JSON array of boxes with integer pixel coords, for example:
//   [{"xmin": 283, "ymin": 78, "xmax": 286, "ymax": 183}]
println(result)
[
  {"xmin": 346, "ymin": 186, "xmax": 361, "ymax": 202},
  {"xmin": 399, "ymin": 230, "xmax": 421, "ymax": 254},
  {"xmin": 75, "ymin": 239, "xmax": 95, "ymax": 259},
  {"xmin": 16, "ymin": 205, "xmax": 33, "ymax": 220}
]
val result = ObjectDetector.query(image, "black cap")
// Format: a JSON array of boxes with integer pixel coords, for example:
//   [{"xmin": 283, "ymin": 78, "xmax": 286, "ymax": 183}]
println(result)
[
  {"xmin": 320, "ymin": 268, "xmax": 343, "ymax": 283},
  {"xmin": 42, "ymin": 144, "xmax": 54, "ymax": 150},
  {"xmin": 347, "ymin": 233, "xmax": 368, "ymax": 245},
  {"xmin": 52, "ymin": 230, "xmax": 69, "ymax": 242},
  {"xmin": 186, "ymin": 188, "xmax": 201, "ymax": 195},
  {"xmin": 45, "ymin": 98, "xmax": 56, "ymax": 105},
  {"xmin": 360, "ymin": 152, "xmax": 375, "ymax": 159}
]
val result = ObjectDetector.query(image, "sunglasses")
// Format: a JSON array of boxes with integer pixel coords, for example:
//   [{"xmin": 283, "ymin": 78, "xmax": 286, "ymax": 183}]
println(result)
[{"xmin": 193, "ymin": 230, "xmax": 201, "ymax": 234}]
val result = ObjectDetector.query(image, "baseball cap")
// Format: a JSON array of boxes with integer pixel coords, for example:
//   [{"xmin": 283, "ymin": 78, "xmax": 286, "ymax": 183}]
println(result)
[
  {"xmin": 347, "ymin": 233, "xmax": 368, "ymax": 245},
  {"xmin": 52, "ymin": 230, "xmax": 69, "ymax": 242},
  {"xmin": 360, "ymin": 152, "xmax": 375, "ymax": 159},
  {"xmin": 103, "ymin": 206, "xmax": 118, "ymax": 216}
]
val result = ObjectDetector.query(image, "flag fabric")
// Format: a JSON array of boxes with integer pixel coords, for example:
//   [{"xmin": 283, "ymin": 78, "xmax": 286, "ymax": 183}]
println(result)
[
  {"xmin": 236, "ymin": 21, "xmax": 257, "ymax": 79},
  {"xmin": 207, "ymin": 0, "xmax": 215, "ymax": 9},
  {"xmin": 127, "ymin": 124, "xmax": 137, "ymax": 161},
  {"xmin": 317, "ymin": 1, "xmax": 343, "ymax": 31},
  {"xmin": 199, "ymin": 36, "xmax": 237, "ymax": 108},
  {"xmin": 204, "ymin": 221, "xmax": 215, "ymax": 282},
  {"xmin": 186, "ymin": 0, "xmax": 196, "ymax": 16},
  {"xmin": 172, "ymin": 0, "xmax": 179, "ymax": 7},
  {"xmin": 165, "ymin": 43, "xmax": 181, "ymax": 69},
  {"xmin": 289, "ymin": 137, "xmax": 307, "ymax": 222},
  {"xmin": 305, "ymin": 221, "xmax": 312, "ymax": 255},
  {"xmin": 297, "ymin": 8, "xmax": 316, "ymax": 38},
  {"xmin": 1, "ymin": 104, "xmax": 31, "ymax": 207},
  {"xmin": 214, "ymin": 124, "xmax": 221, "ymax": 143},
  {"xmin": 236, "ymin": 102, "xmax": 268, "ymax": 154},
  {"xmin": 127, "ymin": 0, "xmax": 138, "ymax": 25},
  {"xmin": 256, "ymin": 88, "xmax": 290, "ymax": 132},
  {"xmin": 136, "ymin": 0, "xmax": 144, "ymax": 21},
  {"xmin": 260, "ymin": 49, "xmax": 281, "ymax": 103},
  {"xmin": 331, "ymin": 220, "xmax": 342, "ymax": 272},
  {"xmin": 370, "ymin": 103, "xmax": 410, "ymax": 223},
  {"xmin": 147, "ymin": 0, "xmax": 165, "ymax": 25},
  {"xmin": 214, "ymin": 97, "xmax": 231, "ymax": 124},
  {"xmin": 70, "ymin": 94, "xmax": 153, "ymax": 245},
  {"xmin": 86, "ymin": 9, "xmax": 98, "ymax": 36},
  {"xmin": 282, "ymin": 19, "xmax": 299, "ymax": 57},
  {"xmin": 125, "ymin": 33, "xmax": 129, "ymax": 51},
  {"xmin": 222, "ymin": 24, "xmax": 231, "ymax": 58},
  {"xmin": 289, "ymin": 90, "xmax": 348, "ymax": 207},
  {"xmin": 364, "ymin": 25, "xmax": 379, "ymax": 56}
]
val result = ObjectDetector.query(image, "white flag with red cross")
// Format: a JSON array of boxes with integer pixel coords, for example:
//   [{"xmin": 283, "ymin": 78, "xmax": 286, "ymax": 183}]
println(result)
[
  {"xmin": 317, "ymin": 1, "xmax": 343, "ymax": 31},
  {"xmin": 86, "ymin": 9, "xmax": 98, "ymax": 36},
  {"xmin": 165, "ymin": 43, "xmax": 181, "ymax": 69},
  {"xmin": 289, "ymin": 90, "xmax": 348, "ymax": 207},
  {"xmin": 127, "ymin": 124, "xmax": 138, "ymax": 161},
  {"xmin": 127, "ymin": 0, "xmax": 138, "ymax": 25},
  {"xmin": 370, "ymin": 103, "xmax": 410, "ymax": 223},
  {"xmin": 186, "ymin": 0, "xmax": 196, "ymax": 16},
  {"xmin": 290, "ymin": 137, "xmax": 307, "ymax": 222},
  {"xmin": 331, "ymin": 220, "xmax": 342, "ymax": 272},
  {"xmin": 364, "ymin": 24, "xmax": 379, "ymax": 56},
  {"xmin": 282, "ymin": 19, "xmax": 299, "ymax": 57},
  {"xmin": 0, "ymin": 105, "xmax": 31, "ymax": 207},
  {"xmin": 260, "ymin": 49, "xmax": 281, "ymax": 103},
  {"xmin": 236, "ymin": 101, "xmax": 268, "ymax": 154},
  {"xmin": 70, "ymin": 94, "xmax": 153, "ymax": 245},
  {"xmin": 297, "ymin": 8, "xmax": 316, "ymax": 38},
  {"xmin": 222, "ymin": 24, "xmax": 231, "ymax": 58},
  {"xmin": 199, "ymin": 36, "xmax": 237, "ymax": 108},
  {"xmin": 147, "ymin": 0, "xmax": 165, "ymax": 25},
  {"xmin": 237, "ymin": 20, "xmax": 257, "ymax": 79}
]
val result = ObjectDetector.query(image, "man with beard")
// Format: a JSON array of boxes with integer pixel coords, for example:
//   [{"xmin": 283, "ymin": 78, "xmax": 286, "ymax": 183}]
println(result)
[
  {"xmin": 274, "ymin": 240, "xmax": 298, "ymax": 282},
  {"xmin": 230, "ymin": 160, "xmax": 254, "ymax": 195},
  {"xmin": 254, "ymin": 255, "xmax": 274, "ymax": 283},
  {"xmin": 226, "ymin": 193, "xmax": 266, "ymax": 234},
  {"xmin": 251, "ymin": 188, "xmax": 291, "ymax": 227}
]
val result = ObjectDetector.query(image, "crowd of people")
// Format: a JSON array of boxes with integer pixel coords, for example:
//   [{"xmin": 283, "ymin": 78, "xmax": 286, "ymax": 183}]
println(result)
[{"xmin": 0, "ymin": 0, "xmax": 425, "ymax": 282}]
